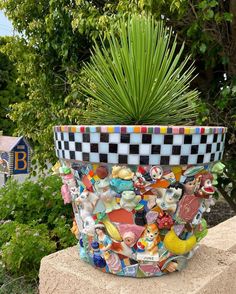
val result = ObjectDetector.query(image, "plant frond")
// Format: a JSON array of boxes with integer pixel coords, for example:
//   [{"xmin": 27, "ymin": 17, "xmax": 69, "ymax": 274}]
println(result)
[{"xmin": 81, "ymin": 15, "xmax": 200, "ymax": 125}]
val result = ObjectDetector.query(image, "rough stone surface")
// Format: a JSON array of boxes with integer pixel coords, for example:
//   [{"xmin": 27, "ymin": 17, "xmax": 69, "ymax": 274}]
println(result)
[
  {"xmin": 201, "ymin": 216, "xmax": 236, "ymax": 254},
  {"xmin": 39, "ymin": 217, "xmax": 236, "ymax": 294}
]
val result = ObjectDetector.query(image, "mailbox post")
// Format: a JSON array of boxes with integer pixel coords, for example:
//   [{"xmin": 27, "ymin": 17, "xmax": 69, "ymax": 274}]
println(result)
[{"xmin": 0, "ymin": 134, "xmax": 31, "ymax": 184}]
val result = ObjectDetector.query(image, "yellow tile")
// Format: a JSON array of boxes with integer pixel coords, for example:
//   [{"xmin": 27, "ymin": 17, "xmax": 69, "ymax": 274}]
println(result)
[
  {"xmin": 184, "ymin": 128, "xmax": 191, "ymax": 134},
  {"xmin": 108, "ymin": 126, "xmax": 114, "ymax": 133},
  {"xmin": 160, "ymin": 127, "xmax": 167, "ymax": 134}
]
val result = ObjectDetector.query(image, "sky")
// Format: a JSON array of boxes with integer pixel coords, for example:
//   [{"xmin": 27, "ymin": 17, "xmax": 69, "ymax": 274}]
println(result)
[{"xmin": 0, "ymin": 10, "xmax": 14, "ymax": 36}]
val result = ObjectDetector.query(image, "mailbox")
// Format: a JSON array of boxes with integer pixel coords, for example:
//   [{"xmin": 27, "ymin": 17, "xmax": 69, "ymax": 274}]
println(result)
[{"xmin": 0, "ymin": 136, "xmax": 31, "ymax": 175}]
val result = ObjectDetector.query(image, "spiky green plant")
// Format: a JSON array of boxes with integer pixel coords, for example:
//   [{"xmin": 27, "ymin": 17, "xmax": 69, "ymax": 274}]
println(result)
[{"xmin": 81, "ymin": 15, "xmax": 199, "ymax": 125}]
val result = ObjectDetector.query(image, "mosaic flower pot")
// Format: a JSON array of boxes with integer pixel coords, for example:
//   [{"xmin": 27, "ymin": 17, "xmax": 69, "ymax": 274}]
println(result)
[{"xmin": 53, "ymin": 125, "xmax": 226, "ymax": 277}]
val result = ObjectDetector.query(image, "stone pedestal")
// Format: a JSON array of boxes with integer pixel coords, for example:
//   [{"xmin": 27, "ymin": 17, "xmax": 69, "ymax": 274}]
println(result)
[{"xmin": 39, "ymin": 216, "xmax": 236, "ymax": 294}]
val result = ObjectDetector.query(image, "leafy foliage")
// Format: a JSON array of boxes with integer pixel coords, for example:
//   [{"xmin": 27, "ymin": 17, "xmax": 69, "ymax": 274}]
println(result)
[
  {"xmin": 1, "ymin": 223, "xmax": 56, "ymax": 278},
  {"xmin": 0, "ymin": 176, "xmax": 77, "ymax": 278},
  {"xmin": 82, "ymin": 16, "xmax": 199, "ymax": 125},
  {"xmin": 0, "ymin": 37, "xmax": 25, "ymax": 135}
]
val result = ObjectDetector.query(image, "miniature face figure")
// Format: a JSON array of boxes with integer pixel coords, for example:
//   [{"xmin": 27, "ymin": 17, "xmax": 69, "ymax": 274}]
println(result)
[
  {"xmin": 150, "ymin": 166, "xmax": 163, "ymax": 181},
  {"xmin": 183, "ymin": 177, "xmax": 196, "ymax": 195},
  {"xmin": 200, "ymin": 173, "xmax": 214, "ymax": 195},
  {"xmin": 146, "ymin": 224, "xmax": 159, "ymax": 241},
  {"xmin": 123, "ymin": 232, "xmax": 136, "ymax": 247}
]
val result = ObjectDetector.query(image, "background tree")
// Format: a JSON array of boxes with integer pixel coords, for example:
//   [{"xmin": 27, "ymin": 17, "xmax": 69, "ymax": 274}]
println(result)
[{"xmin": 0, "ymin": 36, "xmax": 25, "ymax": 135}]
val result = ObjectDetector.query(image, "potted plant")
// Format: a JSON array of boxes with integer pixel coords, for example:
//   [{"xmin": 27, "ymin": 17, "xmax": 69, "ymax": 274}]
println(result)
[{"xmin": 53, "ymin": 15, "xmax": 226, "ymax": 277}]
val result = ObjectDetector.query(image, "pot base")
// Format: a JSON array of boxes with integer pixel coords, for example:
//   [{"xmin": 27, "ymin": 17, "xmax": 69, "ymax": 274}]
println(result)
[{"xmin": 59, "ymin": 161, "xmax": 218, "ymax": 278}]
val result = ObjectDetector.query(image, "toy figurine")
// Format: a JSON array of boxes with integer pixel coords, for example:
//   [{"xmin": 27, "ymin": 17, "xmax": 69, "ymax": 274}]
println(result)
[
  {"xmin": 183, "ymin": 176, "xmax": 196, "ymax": 195},
  {"xmin": 95, "ymin": 178, "xmax": 120, "ymax": 213},
  {"xmin": 110, "ymin": 178, "xmax": 134, "ymax": 193},
  {"xmin": 132, "ymin": 172, "xmax": 148, "ymax": 189},
  {"xmin": 91, "ymin": 241, "xmax": 106, "ymax": 268},
  {"xmin": 60, "ymin": 171, "xmax": 78, "ymax": 204},
  {"xmin": 104, "ymin": 251, "xmax": 122, "ymax": 274},
  {"xmin": 79, "ymin": 238, "xmax": 89, "ymax": 261},
  {"xmin": 94, "ymin": 223, "xmax": 113, "ymax": 251},
  {"xmin": 61, "ymin": 183, "xmax": 72, "ymax": 204},
  {"xmin": 150, "ymin": 166, "xmax": 163, "ymax": 181},
  {"xmin": 134, "ymin": 204, "xmax": 147, "ymax": 226},
  {"xmin": 112, "ymin": 165, "xmax": 134, "ymax": 180},
  {"xmin": 211, "ymin": 162, "xmax": 225, "ymax": 185},
  {"xmin": 71, "ymin": 219, "xmax": 79, "ymax": 238},
  {"xmin": 154, "ymin": 183, "xmax": 183, "ymax": 214},
  {"xmin": 137, "ymin": 224, "xmax": 161, "ymax": 255},
  {"xmin": 195, "ymin": 173, "xmax": 215, "ymax": 199},
  {"xmin": 120, "ymin": 191, "xmax": 141, "ymax": 212},
  {"xmin": 75, "ymin": 190, "xmax": 98, "ymax": 234}
]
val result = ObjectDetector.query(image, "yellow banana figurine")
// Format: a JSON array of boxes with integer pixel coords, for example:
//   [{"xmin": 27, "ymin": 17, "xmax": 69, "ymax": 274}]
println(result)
[
  {"xmin": 102, "ymin": 217, "xmax": 122, "ymax": 242},
  {"xmin": 164, "ymin": 227, "xmax": 196, "ymax": 255}
]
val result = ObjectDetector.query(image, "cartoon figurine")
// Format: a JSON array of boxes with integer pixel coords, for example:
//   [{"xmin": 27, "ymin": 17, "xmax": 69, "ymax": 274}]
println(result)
[
  {"xmin": 195, "ymin": 173, "xmax": 215, "ymax": 199},
  {"xmin": 137, "ymin": 224, "xmax": 161, "ymax": 255},
  {"xmin": 91, "ymin": 241, "xmax": 106, "ymax": 268},
  {"xmin": 94, "ymin": 223, "xmax": 113, "ymax": 251},
  {"xmin": 211, "ymin": 162, "xmax": 225, "ymax": 185},
  {"xmin": 71, "ymin": 219, "xmax": 79, "ymax": 238},
  {"xmin": 120, "ymin": 191, "xmax": 141, "ymax": 212},
  {"xmin": 154, "ymin": 183, "xmax": 183, "ymax": 214},
  {"xmin": 95, "ymin": 178, "xmax": 120, "ymax": 213},
  {"xmin": 61, "ymin": 183, "xmax": 72, "ymax": 204},
  {"xmin": 150, "ymin": 166, "xmax": 163, "ymax": 181},
  {"xmin": 75, "ymin": 190, "xmax": 98, "ymax": 234},
  {"xmin": 112, "ymin": 165, "xmax": 134, "ymax": 180},
  {"xmin": 183, "ymin": 176, "xmax": 196, "ymax": 195},
  {"xmin": 132, "ymin": 172, "xmax": 148, "ymax": 189}
]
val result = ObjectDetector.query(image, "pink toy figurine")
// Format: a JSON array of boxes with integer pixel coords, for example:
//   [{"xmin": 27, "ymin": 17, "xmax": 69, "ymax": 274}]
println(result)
[
  {"xmin": 61, "ymin": 183, "xmax": 72, "ymax": 204},
  {"xmin": 104, "ymin": 251, "xmax": 122, "ymax": 274}
]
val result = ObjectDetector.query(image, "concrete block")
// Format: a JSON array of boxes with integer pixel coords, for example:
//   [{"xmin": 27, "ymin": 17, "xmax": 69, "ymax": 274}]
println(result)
[
  {"xmin": 200, "ymin": 216, "xmax": 236, "ymax": 254},
  {"xmin": 39, "ymin": 217, "xmax": 236, "ymax": 294}
]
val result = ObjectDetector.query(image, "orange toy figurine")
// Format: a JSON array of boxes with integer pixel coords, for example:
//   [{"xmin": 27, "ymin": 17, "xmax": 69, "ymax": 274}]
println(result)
[{"xmin": 137, "ymin": 224, "xmax": 161, "ymax": 255}]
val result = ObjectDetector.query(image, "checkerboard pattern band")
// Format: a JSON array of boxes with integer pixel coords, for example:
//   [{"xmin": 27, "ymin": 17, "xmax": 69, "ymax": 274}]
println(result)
[{"xmin": 54, "ymin": 130, "xmax": 226, "ymax": 166}]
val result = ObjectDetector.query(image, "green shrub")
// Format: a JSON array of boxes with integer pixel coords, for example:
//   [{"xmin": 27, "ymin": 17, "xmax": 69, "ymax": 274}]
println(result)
[
  {"xmin": 1, "ymin": 223, "xmax": 56, "ymax": 278},
  {"xmin": 0, "ymin": 176, "xmax": 77, "ymax": 278}
]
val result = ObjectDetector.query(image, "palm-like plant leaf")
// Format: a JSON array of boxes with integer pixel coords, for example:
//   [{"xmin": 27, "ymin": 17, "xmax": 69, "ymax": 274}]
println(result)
[{"xmin": 81, "ymin": 15, "xmax": 199, "ymax": 125}]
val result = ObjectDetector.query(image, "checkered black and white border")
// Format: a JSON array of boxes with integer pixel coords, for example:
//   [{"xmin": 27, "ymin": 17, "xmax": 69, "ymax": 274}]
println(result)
[{"xmin": 54, "ymin": 131, "xmax": 226, "ymax": 165}]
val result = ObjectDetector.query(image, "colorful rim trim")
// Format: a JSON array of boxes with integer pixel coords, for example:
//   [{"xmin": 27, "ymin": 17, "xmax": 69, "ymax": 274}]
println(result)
[{"xmin": 54, "ymin": 125, "xmax": 227, "ymax": 135}]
